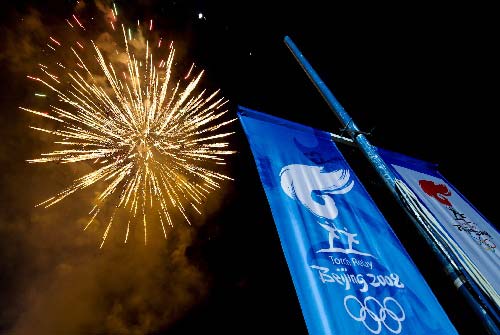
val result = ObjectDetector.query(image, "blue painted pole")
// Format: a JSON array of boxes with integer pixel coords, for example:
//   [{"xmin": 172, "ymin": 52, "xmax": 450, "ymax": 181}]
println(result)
[{"xmin": 284, "ymin": 35, "xmax": 500, "ymax": 334}]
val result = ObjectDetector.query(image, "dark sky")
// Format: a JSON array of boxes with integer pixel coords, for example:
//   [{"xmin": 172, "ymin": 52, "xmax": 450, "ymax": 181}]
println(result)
[{"xmin": 0, "ymin": 1, "xmax": 498, "ymax": 334}]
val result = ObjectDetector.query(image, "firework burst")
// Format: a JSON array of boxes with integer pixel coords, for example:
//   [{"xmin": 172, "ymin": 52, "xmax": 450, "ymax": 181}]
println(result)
[{"xmin": 22, "ymin": 8, "xmax": 236, "ymax": 247}]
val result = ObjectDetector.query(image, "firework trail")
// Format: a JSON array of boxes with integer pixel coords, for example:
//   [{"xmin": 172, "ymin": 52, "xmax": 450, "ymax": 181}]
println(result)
[{"xmin": 22, "ymin": 8, "xmax": 236, "ymax": 247}]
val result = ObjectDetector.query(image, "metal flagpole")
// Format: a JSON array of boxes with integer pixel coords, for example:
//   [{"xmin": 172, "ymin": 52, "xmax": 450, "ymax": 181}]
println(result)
[{"xmin": 283, "ymin": 35, "xmax": 500, "ymax": 334}]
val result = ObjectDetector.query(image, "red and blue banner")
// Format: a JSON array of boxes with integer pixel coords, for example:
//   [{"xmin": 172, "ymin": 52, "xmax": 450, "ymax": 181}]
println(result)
[
  {"xmin": 378, "ymin": 147, "xmax": 500, "ymax": 308},
  {"xmin": 238, "ymin": 106, "xmax": 458, "ymax": 335}
]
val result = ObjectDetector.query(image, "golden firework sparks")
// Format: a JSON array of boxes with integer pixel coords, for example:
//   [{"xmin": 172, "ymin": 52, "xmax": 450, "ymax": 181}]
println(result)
[{"xmin": 22, "ymin": 9, "xmax": 236, "ymax": 248}]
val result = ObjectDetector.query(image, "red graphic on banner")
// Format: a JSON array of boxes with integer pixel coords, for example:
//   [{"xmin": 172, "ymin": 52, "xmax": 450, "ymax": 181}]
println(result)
[{"xmin": 418, "ymin": 180, "xmax": 452, "ymax": 206}]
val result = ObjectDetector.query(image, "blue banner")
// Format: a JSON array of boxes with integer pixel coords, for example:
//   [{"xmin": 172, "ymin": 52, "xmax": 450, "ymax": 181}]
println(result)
[
  {"xmin": 378, "ymin": 147, "xmax": 500, "ymax": 308},
  {"xmin": 238, "ymin": 106, "xmax": 458, "ymax": 335}
]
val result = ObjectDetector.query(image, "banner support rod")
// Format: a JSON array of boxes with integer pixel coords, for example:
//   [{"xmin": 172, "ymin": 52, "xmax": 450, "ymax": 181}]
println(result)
[{"xmin": 283, "ymin": 35, "xmax": 499, "ymax": 334}]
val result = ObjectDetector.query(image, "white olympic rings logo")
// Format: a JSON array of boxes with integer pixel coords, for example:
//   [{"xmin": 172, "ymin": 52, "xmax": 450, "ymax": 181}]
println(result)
[{"xmin": 344, "ymin": 295, "xmax": 406, "ymax": 334}]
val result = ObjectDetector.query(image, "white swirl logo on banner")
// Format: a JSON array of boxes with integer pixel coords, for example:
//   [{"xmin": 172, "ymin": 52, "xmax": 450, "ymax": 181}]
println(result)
[
  {"xmin": 280, "ymin": 164, "xmax": 354, "ymax": 220},
  {"xmin": 343, "ymin": 295, "xmax": 406, "ymax": 334}
]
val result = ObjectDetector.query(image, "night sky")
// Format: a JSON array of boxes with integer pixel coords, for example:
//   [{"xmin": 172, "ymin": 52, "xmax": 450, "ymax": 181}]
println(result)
[{"xmin": 0, "ymin": 1, "xmax": 498, "ymax": 334}]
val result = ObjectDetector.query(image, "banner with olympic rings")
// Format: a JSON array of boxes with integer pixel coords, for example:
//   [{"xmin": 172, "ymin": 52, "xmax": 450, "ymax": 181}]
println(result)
[{"xmin": 238, "ymin": 106, "xmax": 458, "ymax": 335}]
